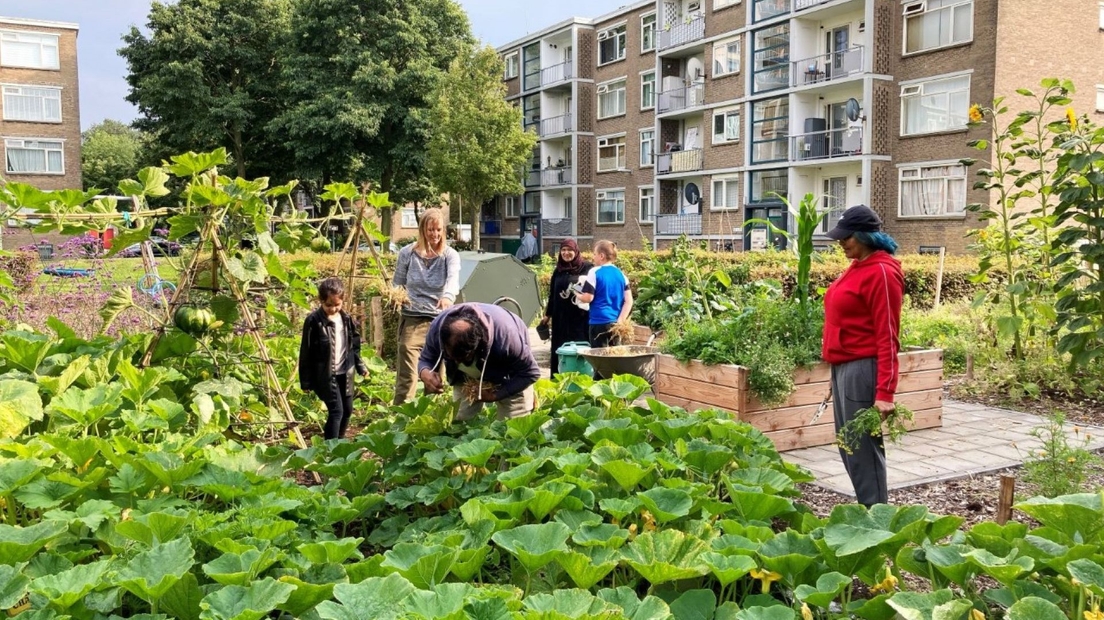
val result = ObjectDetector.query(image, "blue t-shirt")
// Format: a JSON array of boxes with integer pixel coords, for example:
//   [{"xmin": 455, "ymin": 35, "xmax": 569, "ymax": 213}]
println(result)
[{"xmin": 582, "ymin": 264, "xmax": 629, "ymax": 325}]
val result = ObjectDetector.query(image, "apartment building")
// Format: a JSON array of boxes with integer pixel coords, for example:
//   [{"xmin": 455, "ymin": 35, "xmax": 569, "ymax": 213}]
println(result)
[
  {"xmin": 488, "ymin": 0, "xmax": 1102, "ymax": 256},
  {"xmin": 0, "ymin": 17, "xmax": 81, "ymax": 191}
]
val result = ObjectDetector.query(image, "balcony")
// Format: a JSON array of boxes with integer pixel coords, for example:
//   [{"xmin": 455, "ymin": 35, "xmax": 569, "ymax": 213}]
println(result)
[
  {"xmin": 540, "ymin": 166, "xmax": 573, "ymax": 186},
  {"xmin": 656, "ymin": 148, "xmax": 703, "ymax": 174},
  {"xmin": 791, "ymin": 46, "xmax": 864, "ymax": 87},
  {"xmin": 540, "ymin": 61, "xmax": 573, "ymax": 87},
  {"xmin": 541, "ymin": 217, "xmax": 572, "ymax": 237},
  {"xmin": 794, "ymin": 0, "xmax": 832, "ymax": 11},
  {"xmin": 655, "ymin": 213, "xmax": 702, "ymax": 236},
  {"xmin": 524, "ymin": 169, "xmax": 541, "ymax": 188},
  {"xmin": 657, "ymin": 83, "xmax": 705, "ymax": 114},
  {"xmin": 790, "ymin": 126, "xmax": 863, "ymax": 161},
  {"xmin": 658, "ymin": 14, "xmax": 705, "ymax": 50},
  {"xmin": 539, "ymin": 113, "xmax": 574, "ymax": 136},
  {"xmin": 480, "ymin": 220, "xmax": 502, "ymax": 235}
]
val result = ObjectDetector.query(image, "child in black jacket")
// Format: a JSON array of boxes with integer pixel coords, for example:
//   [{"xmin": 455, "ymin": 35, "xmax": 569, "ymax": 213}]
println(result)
[{"xmin": 298, "ymin": 277, "xmax": 368, "ymax": 439}]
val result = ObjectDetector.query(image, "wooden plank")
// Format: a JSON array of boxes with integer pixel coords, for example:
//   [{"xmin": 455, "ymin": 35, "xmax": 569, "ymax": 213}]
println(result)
[
  {"xmin": 632, "ymin": 324, "xmax": 654, "ymax": 346},
  {"xmin": 742, "ymin": 389, "xmax": 943, "ymax": 432},
  {"xmin": 657, "ymin": 354, "xmax": 745, "ymax": 385},
  {"xmin": 370, "ymin": 296, "xmax": 385, "ymax": 353},
  {"xmin": 765, "ymin": 406, "xmax": 943, "ymax": 452},
  {"xmin": 655, "ymin": 374, "xmax": 742, "ymax": 408},
  {"xmin": 744, "ymin": 368, "xmax": 943, "ymax": 413}
]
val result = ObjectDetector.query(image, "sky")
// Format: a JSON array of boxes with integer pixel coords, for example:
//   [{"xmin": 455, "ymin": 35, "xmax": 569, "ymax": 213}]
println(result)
[{"xmin": 0, "ymin": 0, "xmax": 627, "ymax": 131}]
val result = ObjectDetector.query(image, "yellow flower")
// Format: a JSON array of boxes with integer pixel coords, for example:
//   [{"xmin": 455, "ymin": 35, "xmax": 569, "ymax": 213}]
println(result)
[
  {"xmin": 970, "ymin": 609, "xmax": 985, "ymax": 620},
  {"xmin": 1070, "ymin": 457, "xmax": 1077, "ymax": 463},
  {"xmin": 1067, "ymin": 107, "xmax": 1078, "ymax": 130},
  {"xmin": 1085, "ymin": 603, "xmax": 1104, "ymax": 620},
  {"xmin": 750, "ymin": 568, "xmax": 783, "ymax": 593},
  {"xmin": 801, "ymin": 603, "xmax": 814, "ymax": 620},
  {"xmin": 968, "ymin": 104, "xmax": 984, "ymax": 123},
  {"xmin": 871, "ymin": 574, "xmax": 899, "ymax": 593}
]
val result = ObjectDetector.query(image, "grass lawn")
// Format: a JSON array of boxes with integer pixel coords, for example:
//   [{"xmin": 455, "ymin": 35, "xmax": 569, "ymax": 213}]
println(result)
[{"xmin": 36, "ymin": 255, "xmax": 182, "ymax": 294}]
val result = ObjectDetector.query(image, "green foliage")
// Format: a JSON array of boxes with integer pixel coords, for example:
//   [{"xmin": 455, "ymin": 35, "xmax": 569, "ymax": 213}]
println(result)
[
  {"xmin": 835, "ymin": 404, "xmax": 914, "ymax": 455},
  {"xmin": 81, "ymin": 120, "xmax": 147, "ymax": 192},
  {"xmin": 633, "ymin": 236, "xmax": 746, "ymax": 330},
  {"xmin": 1019, "ymin": 412, "xmax": 1101, "ymax": 498}
]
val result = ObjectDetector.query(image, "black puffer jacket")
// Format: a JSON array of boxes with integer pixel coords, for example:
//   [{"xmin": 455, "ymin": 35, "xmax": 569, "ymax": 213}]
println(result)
[{"xmin": 298, "ymin": 308, "xmax": 368, "ymax": 396}]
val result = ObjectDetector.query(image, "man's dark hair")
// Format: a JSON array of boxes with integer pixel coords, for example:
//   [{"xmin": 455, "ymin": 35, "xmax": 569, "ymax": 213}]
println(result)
[
  {"xmin": 442, "ymin": 305, "xmax": 487, "ymax": 362},
  {"xmin": 318, "ymin": 277, "xmax": 345, "ymax": 300}
]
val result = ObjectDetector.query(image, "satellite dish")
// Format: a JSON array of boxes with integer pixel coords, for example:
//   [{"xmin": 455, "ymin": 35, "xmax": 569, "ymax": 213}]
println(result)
[
  {"xmin": 845, "ymin": 98, "xmax": 863, "ymax": 123},
  {"xmin": 684, "ymin": 183, "xmax": 701, "ymax": 205}
]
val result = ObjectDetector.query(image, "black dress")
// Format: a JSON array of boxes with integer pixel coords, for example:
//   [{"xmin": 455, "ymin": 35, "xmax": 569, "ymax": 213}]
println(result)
[{"xmin": 546, "ymin": 261, "xmax": 593, "ymax": 375}]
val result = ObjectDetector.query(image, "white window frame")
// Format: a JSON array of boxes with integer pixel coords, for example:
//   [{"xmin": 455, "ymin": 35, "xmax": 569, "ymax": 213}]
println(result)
[
  {"xmin": 900, "ymin": 72, "xmax": 971, "ymax": 136},
  {"xmin": 640, "ymin": 71, "xmax": 656, "ymax": 110},
  {"xmin": 4, "ymin": 137, "xmax": 64, "ymax": 175},
  {"xmin": 641, "ymin": 13, "xmax": 656, "ymax": 53},
  {"xmin": 504, "ymin": 52, "xmax": 519, "ymax": 79},
  {"xmin": 597, "ymin": 78, "xmax": 627, "ymax": 119},
  {"xmin": 1097, "ymin": 85, "xmax": 1104, "ymax": 112},
  {"xmin": 0, "ymin": 30, "xmax": 60, "ymax": 70},
  {"xmin": 1100, "ymin": 1, "xmax": 1104, "ymax": 29},
  {"xmin": 715, "ymin": 0, "xmax": 741, "ymax": 9},
  {"xmin": 639, "ymin": 128, "xmax": 655, "ymax": 167},
  {"xmin": 597, "ymin": 134, "xmax": 627, "ymax": 172},
  {"xmin": 597, "ymin": 23, "xmax": 628, "ymax": 65},
  {"xmin": 596, "ymin": 189, "xmax": 626, "ymax": 225},
  {"xmin": 712, "ymin": 106, "xmax": 740, "ymax": 144},
  {"xmin": 712, "ymin": 37, "xmax": 741, "ymax": 78},
  {"xmin": 897, "ymin": 160, "xmax": 968, "ymax": 218},
  {"xmin": 505, "ymin": 196, "xmax": 519, "ymax": 219},
  {"xmin": 710, "ymin": 175, "xmax": 740, "ymax": 210},
  {"xmin": 400, "ymin": 208, "xmax": 418, "ymax": 229},
  {"xmin": 639, "ymin": 187, "xmax": 655, "ymax": 223},
  {"xmin": 1, "ymin": 84, "xmax": 62, "ymax": 123},
  {"xmin": 902, "ymin": 0, "xmax": 974, "ymax": 55}
]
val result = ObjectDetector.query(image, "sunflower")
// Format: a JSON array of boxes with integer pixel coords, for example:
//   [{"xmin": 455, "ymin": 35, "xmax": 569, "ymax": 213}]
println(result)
[
  {"xmin": 968, "ymin": 104, "xmax": 984, "ymax": 123},
  {"xmin": 1067, "ymin": 107, "xmax": 1078, "ymax": 131}
]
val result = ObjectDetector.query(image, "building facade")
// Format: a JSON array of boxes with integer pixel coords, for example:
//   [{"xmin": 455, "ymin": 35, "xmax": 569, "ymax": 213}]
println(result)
[
  {"xmin": 486, "ymin": 0, "xmax": 1104, "ymax": 256},
  {"xmin": 0, "ymin": 17, "xmax": 81, "ymax": 192}
]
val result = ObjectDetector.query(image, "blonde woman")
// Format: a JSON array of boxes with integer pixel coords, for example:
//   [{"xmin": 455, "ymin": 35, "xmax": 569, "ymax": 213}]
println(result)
[{"xmin": 392, "ymin": 208, "xmax": 460, "ymax": 404}]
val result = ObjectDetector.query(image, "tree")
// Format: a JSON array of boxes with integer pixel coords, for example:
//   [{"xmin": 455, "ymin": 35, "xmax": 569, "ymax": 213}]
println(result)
[
  {"xmin": 426, "ymin": 45, "xmax": 537, "ymax": 250},
  {"xmin": 119, "ymin": 0, "xmax": 293, "ymax": 180},
  {"xmin": 81, "ymin": 120, "xmax": 145, "ymax": 193},
  {"xmin": 274, "ymin": 0, "xmax": 472, "ymax": 239}
]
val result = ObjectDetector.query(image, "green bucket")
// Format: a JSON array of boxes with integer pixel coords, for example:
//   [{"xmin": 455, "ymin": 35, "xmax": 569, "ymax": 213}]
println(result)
[{"xmin": 555, "ymin": 341, "xmax": 594, "ymax": 389}]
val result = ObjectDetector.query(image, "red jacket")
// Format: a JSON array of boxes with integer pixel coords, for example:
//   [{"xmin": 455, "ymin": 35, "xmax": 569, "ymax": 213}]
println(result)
[{"xmin": 822, "ymin": 251, "xmax": 904, "ymax": 402}]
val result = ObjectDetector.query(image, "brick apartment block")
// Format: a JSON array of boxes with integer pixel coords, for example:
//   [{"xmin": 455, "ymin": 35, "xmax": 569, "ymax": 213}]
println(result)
[{"xmin": 486, "ymin": 0, "xmax": 1104, "ymax": 256}]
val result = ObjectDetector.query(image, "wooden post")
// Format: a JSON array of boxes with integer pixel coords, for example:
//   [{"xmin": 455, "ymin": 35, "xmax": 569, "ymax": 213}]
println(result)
[
  {"xmin": 965, "ymin": 353, "xmax": 975, "ymax": 381},
  {"xmin": 996, "ymin": 475, "xmax": 1015, "ymax": 524},
  {"xmin": 370, "ymin": 296, "xmax": 385, "ymax": 353},
  {"xmin": 933, "ymin": 247, "xmax": 946, "ymax": 309}
]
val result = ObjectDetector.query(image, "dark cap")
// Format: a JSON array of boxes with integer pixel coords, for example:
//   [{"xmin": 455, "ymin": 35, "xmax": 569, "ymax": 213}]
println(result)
[{"xmin": 826, "ymin": 205, "xmax": 882, "ymax": 240}]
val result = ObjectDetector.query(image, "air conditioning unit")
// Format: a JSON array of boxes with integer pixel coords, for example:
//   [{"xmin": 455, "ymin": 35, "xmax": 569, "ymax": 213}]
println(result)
[{"xmin": 597, "ymin": 84, "xmax": 609, "ymax": 94}]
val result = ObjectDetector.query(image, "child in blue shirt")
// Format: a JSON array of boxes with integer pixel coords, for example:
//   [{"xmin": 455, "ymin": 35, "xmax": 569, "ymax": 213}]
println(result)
[{"xmin": 577, "ymin": 239, "xmax": 634, "ymax": 349}]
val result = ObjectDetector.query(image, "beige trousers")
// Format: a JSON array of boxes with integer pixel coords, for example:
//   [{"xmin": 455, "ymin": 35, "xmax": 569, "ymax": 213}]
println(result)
[
  {"xmin": 453, "ymin": 385, "xmax": 535, "ymax": 422},
  {"xmin": 393, "ymin": 315, "xmax": 433, "ymax": 406}
]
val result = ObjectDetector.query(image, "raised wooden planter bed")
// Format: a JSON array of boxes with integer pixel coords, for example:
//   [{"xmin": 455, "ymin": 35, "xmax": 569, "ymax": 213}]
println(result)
[{"xmin": 631, "ymin": 325, "xmax": 943, "ymax": 451}]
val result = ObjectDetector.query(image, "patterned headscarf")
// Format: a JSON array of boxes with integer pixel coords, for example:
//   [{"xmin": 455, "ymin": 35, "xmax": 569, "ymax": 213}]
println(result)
[{"xmin": 555, "ymin": 238, "xmax": 585, "ymax": 274}]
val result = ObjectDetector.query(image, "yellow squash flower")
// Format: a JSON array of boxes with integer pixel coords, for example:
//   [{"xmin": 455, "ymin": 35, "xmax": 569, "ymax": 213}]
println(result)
[
  {"xmin": 1085, "ymin": 603, "xmax": 1104, "ymax": 620},
  {"xmin": 870, "ymin": 574, "xmax": 898, "ymax": 594},
  {"xmin": 750, "ymin": 568, "xmax": 783, "ymax": 593},
  {"xmin": 801, "ymin": 603, "xmax": 814, "ymax": 620},
  {"xmin": 971, "ymin": 609, "xmax": 986, "ymax": 620},
  {"xmin": 1067, "ymin": 107, "xmax": 1078, "ymax": 130},
  {"xmin": 968, "ymin": 104, "xmax": 984, "ymax": 123}
]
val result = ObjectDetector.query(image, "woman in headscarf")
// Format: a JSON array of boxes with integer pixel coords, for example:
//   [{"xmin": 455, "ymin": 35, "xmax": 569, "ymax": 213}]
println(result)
[{"xmin": 540, "ymin": 238, "xmax": 593, "ymax": 375}]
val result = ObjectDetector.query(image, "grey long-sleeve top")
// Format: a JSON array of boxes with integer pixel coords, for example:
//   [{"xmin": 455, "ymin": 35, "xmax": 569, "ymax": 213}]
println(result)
[{"xmin": 392, "ymin": 245, "xmax": 461, "ymax": 318}]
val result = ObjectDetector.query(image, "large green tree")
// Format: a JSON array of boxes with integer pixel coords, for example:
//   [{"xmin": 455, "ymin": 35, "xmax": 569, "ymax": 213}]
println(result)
[
  {"xmin": 81, "ymin": 120, "xmax": 145, "ymax": 193},
  {"xmin": 273, "ymin": 0, "xmax": 472, "ymax": 238},
  {"xmin": 119, "ymin": 0, "xmax": 293, "ymax": 179},
  {"xmin": 427, "ymin": 45, "xmax": 537, "ymax": 250}
]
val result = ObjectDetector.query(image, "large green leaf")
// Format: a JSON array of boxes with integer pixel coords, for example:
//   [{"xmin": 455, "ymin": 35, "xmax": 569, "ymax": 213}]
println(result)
[
  {"xmin": 405, "ymin": 582, "xmax": 474, "ymax": 619},
  {"xmin": 36, "ymin": 354, "xmax": 90, "ymax": 397},
  {"xmin": 0, "ymin": 521, "xmax": 68, "ymax": 564},
  {"xmin": 1067, "ymin": 558, "xmax": 1104, "ymax": 596},
  {"xmin": 491, "ymin": 522, "xmax": 571, "ymax": 571},
  {"xmin": 793, "ymin": 571, "xmax": 851, "ymax": 608},
  {"xmin": 572, "ymin": 523, "xmax": 631, "ymax": 549},
  {"xmin": 202, "ymin": 547, "xmax": 279, "ymax": 586},
  {"xmin": 1005, "ymin": 596, "xmax": 1067, "ymax": 620},
  {"xmin": 700, "ymin": 552, "xmax": 757, "ymax": 587},
  {"xmin": 885, "ymin": 589, "xmax": 973, "ymax": 620},
  {"xmin": 0, "ymin": 331, "xmax": 51, "ymax": 374},
  {"xmin": 638, "ymin": 487, "xmax": 693, "ymax": 524},
  {"xmin": 198, "ymin": 578, "xmax": 295, "ymax": 620},
  {"xmin": 584, "ymin": 419, "xmax": 647, "ymax": 446},
  {"xmin": 734, "ymin": 606, "xmax": 796, "ymax": 620},
  {"xmin": 159, "ymin": 572, "xmax": 203, "ymax": 620},
  {"xmin": 0, "ymin": 459, "xmax": 42, "ymax": 495},
  {"xmin": 620, "ymin": 530, "xmax": 710, "ymax": 585},
  {"xmin": 668, "ymin": 589, "xmax": 717, "ymax": 620},
  {"xmin": 527, "ymin": 480, "xmax": 576, "ymax": 520},
  {"xmin": 0, "ymin": 563, "xmax": 29, "ymax": 609},
  {"xmin": 380, "ymin": 543, "xmax": 457, "ymax": 589},
  {"xmin": 298, "ymin": 538, "xmax": 363, "ymax": 565},
  {"xmin": 496, "ymin": 459, "xmax": 545, "ymax": 490},
  {"xmin": 1015, "ymin": 494, "xmax": 1104, "ymax": 542},
  {"xmin": 962, "ymin": 548, "xmax": 1033, "ymax": 586},
  {"xmin": 0, "ymin": 380, "xmax": 44, "ymax": 438},
  {"xmin": 275, "ymin": 576, "xmax": 335, "ymax": 618},
  {"xmin": 100, "ymin": 287, "xmax": 137, "ymax": 332},
  {"xmin": 225, "ymin": 251, "xmax": 268, "ymax": 284},
  {"xmin": 556, "ymin": 547, "xmax": 619, "ymax": 589},
  {"xmin": 724, "ymin": 480, "xmax": 795, "ymax": 523},
  {"xmin": 30, "ymin": 558, "xmax": 111, "ymax": 611},
  {"xmin": 316, "ymin": 574, "xmax": 416, "ymax": 620},
  {"xmin": 522, "ymin": 588, "xmax": 621, "ymax": 619},
  {"xmin": 682, "ymin": 440, "xmax": 732, "ymax": 477},
  {"xmin": 757, "ymin": 530, "xmax": 820, "ymax": 585},
  {"xmin": 596, "ymin": 458, "xmax": 653, "ymax": 492},
  {"xmin": 47, "ymin": 383, "xmax": 123, "ymax": 428},
  {"xmin": 452, "ymin": 439, "xmax": 499, "ymax": 468},
  {"xmin": 596, "ymin": 587, "xmax": 671, "ymax": 620},
  {"xmin": 116, "ymin": 538, "xmax": 196, "ymax": 603}
]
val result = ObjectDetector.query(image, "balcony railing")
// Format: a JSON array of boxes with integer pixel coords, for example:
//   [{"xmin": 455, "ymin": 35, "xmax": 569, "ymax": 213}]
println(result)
[
  {"xmin": 658, "ymin": 14, "xmax": 705, "ymax": 50},
  {"xmin": 480, "ymin": 220, "xmax": 502, "ymax": 235},
  {"xmin": 541, "ymin": 217, "xmax": 572, "ymax": 237},
  {"xmin": 656, "ymin": 148, "xmax": 704, "ymax": 174},
  {"xmin": 540, "ymin": 61, "xmax": 573, "ymax": 86},
  {"xmin": 655, "ymin": 213, "xmax": 702, "ymax": 236},
  {"xmin": 539, "ymin": 113, "xmax": 574, "ymax": 136},
  {"xmin": 794, "ymin": 0, "xmax": 831, "ymax": 11},
  {"xmin": 791, "ymin": 46, "xmax": 864, "ymax": 87},
  {"xmin": 540, "ymin": 166, "xmax": 573, "ymax": 186},
  {"xmin": 657, "ymin": 83, "xmax": 705, "ymax": 114},
  {"xmin": 790, "ymin": 126, "xmax": 863, "ymax": 161}
]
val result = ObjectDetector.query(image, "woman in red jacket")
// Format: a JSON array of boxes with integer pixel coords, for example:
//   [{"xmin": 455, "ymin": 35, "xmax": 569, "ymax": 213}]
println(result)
[{"xmin": 822, "ymin": 205, "xmax": 904, "ymax": 507}]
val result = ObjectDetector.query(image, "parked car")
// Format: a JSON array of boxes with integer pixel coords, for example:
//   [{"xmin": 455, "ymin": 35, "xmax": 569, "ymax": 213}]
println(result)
[
  {"xmin": 357, "ymin": 241, "xmax": 399, "ymax": 254},
  {"xmin": 117, "ymin": 237, "xmax": 182, "ymax": 258}
]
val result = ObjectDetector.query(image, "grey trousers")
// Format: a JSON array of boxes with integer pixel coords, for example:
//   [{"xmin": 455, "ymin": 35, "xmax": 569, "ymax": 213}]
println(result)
[
  {"xmin": 453, "ymin": 385, "xmax": 535, "ymax": 422},
  {"xmin": 832, "ymin": 357, "xmax": 888, "ymax": 507}
]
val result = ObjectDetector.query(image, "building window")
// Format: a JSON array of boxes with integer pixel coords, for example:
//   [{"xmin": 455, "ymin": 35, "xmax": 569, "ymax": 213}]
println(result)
[
  {"xmin": 712, "ymin": 106, "xmax": 740, "ymax": 144},
  {"xmin": 504, "ymin": 52, "xmax": 519, "ymax": 79},
  {"xmin": 505, "ymin": 196, "xmax": 519, "ymax": 218},
  {"xmin": 523, "ymin": 43, "xmax": 541, "ymax": 90},
  {"xmin": 640, "ymin": 129, "xmax": 655, "ymax": 166},
  {"xmin": 711, "ymin": 176, "xmax": 740, "ymax": 210},
  {"xmin": 899, "ymin": 162, "xmax": 967, "ymax": 217},
  {"xmin": 0, "ymin": 31, "xmax": 60, "ymax": 70},
  {"xmin": 598, "ymin": 135, "xmax": 626, "ymax": 171},
  {"xmin": 2, "ymin": 85, "xmax": 61, "ymax": 122},
  {"xmin": 1100, "ymin": 2, "xmax": 1104, "ymax": 29},
  {"xmin": 752, "ymin": 24, "xmax": 789, "ymax": 94},
  {"xmin": 641, "ymin": 71, "xmax": 655, "ymax": 110},
  {"xmin": 597, "ymin": 190, "xmax": 626, "ymax": 224},
  {"xmin": 715, "ymin": 0, "xmax": 741, "ymax": 9},
  {"xmin": 401, "ymin": 208, "xmax": 418, "ymax": 228},
  {"xmin": 903, "ymin": 0, "xmax": 973, "ymax": 54},
  {"xmin": 597, "ymin": 78, "xmax": 627, "ymax": 119},
  {"xmin": 5, "ymin": 138, "xmax": 64, "ymax": 174},
  {"xmin": 598, "ymin": 24, "xmax": 627, "ymax": 65},
  {"xmin": 1097, "ymin": 85, "xmax": 1104, "ymax": 112},
  {"xmin": 901, "ymin": 73, "xmax": 970, "ymax": 136},
  {"xmin": 749, "ymin": 169, "xmax": 788, "ymax": 203},
  {"xmin": 712, "ymin": 37, "xmax": 741, "ymax": 77},
  {"xmin": 640, "ymin": 187, "xmax": 655, "ymax": 222},
  {"xmin": 751, "ymin": 97, "xmax": 788, "ymax": 164},
  {"xmin": 641, "ymin": 14, "xmax": 656, "ymax": 52},
  {"xmin": 523, "ymin": 192, "xmax": 540, "ymax": 214},
  {"xmin": 752, "ymin": 0, "xmax": 790, "ymax": 23}
]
